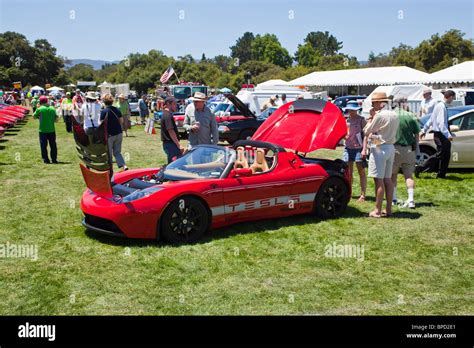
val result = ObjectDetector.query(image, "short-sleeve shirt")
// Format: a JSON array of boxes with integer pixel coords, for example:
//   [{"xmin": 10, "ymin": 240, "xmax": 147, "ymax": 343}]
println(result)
[
  {"xmin": 100, "ymin": 106, "xmax": 123, "ymax": 136},
  {"xmin": 420, "ymin": 98, "xmax": 437, "ymax": 116},
  {"xmin": 161, "ymin": 110, "xmax": 178, "ymax": 143},
  {"xmin": 345, "ymin": 115, "xmax": 367, "ymax": 149},
  {"xmin": 364, "ymin": 109, "xmax": 400, "ymax": 145},
  {"xmin": 33, "ymin": 105, "xmax": 57, "ymax": 133},
  {"xmin": 395, "ymin": 109, "xmax": 421, "ymax": 146}
]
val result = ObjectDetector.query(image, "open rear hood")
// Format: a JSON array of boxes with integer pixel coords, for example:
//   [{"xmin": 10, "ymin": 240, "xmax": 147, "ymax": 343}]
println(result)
[
  {"xmin": 224, "ymin": 93, "xmax": 255, "ymax": 118},
  {"xmin": 251, "ymin": 99, "xmax": 347, "ymax": 153}
]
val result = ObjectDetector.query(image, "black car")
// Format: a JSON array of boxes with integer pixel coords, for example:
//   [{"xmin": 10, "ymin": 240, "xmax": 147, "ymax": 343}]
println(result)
[{"xmin": 218, "ymin": 106, "xmax": 277, "ymax": 144}]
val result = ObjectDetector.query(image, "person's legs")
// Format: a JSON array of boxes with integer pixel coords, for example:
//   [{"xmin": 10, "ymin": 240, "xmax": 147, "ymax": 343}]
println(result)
[
  {"xmin": 48, "ymin": 132, "xmax": 58, "ymax": 163},
  {"xmin": 39, "ymin": 132, "xmax": 49, "ymax": 163},
  {"xmin": 438, "ymin": 135, "xmax": 451, "ymax": 178},
  {"xmin": 383, "ymin": 144, "xmax": 395, "ymax": 215},
  {"xmin": 112, "ymin": 133, "xmax": 126, "ymax": 168},
  {"xmin": 373, "ymin": 178, "xmax": 385, "ymax": 215},
  {"xmin": 355, "ymin": 162, "xmax": 366, "ymax": 201}
]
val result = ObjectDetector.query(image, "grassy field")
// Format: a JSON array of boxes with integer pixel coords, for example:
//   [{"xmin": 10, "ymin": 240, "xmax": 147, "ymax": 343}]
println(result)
[{"xmin": 0, "ymin": 114, "xmax": 473, "ymax": 315}]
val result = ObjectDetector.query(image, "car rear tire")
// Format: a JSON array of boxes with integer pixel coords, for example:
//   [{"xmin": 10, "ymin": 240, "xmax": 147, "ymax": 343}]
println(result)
[
  {"xmin": 314, "ymin": 177, "xmax": 348, "ymax": 219},
  {"xmin": 160, "ymin": 196, "xmax": 209, "ymax": 244},
  {"xmin": 239, "ymin": 129, "xmax": 255, "ymax": 141},
  {"xmin": 419, "ymin": 146, "xmax": 435, "ymax": 163}
]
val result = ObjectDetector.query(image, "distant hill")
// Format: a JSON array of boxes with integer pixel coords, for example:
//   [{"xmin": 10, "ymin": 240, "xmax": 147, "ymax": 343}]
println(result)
[{"xmin": 65, "ymin": 59, "xmax": 120, "ymax": 70}]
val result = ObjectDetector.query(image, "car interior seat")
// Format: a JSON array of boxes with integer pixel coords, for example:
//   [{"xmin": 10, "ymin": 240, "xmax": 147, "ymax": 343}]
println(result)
[
  {"xmin": 234, "ymin": 146, "xmax": 249, "ymax": 169},
  {"xmin": 250, "ymin": 148, "xmax": 270, "ymax": 173}
]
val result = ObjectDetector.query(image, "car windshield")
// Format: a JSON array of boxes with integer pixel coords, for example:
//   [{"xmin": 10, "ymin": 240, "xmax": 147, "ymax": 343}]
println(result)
[
  {"xmin": 129, "ymin": 97, "xmax": 138, "ymax": 103},
  {"xmin": 173, "ymin": 86, "xmax": 192, "ymax": 100},
  {"xmin": 164, "ymin": 146, "xmax": 235, "ymax": 180},
  {"xmin": 213, "ymin": 103, "xmax": 230, "ymax": 113},
  {"xmin": 258, "ymin": 107, "xmax": 277, "ymax": 119}
]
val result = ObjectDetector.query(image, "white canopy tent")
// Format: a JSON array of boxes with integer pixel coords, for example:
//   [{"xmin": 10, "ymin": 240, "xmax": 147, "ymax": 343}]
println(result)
[
  {"xmin": 46, "ymin": 86, "xmax": 64, "ymax": 92},
  {"xmin": 288, "ymin": 66, "xmax": 430, "ymax": 87},
  {"xmin": 30, "ymin": 85, "xmax": 44, "ymax": 91},
  {"xmin": 423, "ymin": 61, "xmax": 474, "ymax": 84}
]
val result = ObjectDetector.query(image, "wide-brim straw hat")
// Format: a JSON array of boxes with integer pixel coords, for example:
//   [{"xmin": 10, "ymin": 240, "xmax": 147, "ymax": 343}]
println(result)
[
  {"xmin": 190, "ymin": 92, "xmax": 207, "ymax": 102},
  {"xmin": 371, "ymin": 92, "xmax": 390, "ymax": 102},
  {"xmin": 85, "ymin": 91, "xmax": 98, "ymax": 100}
]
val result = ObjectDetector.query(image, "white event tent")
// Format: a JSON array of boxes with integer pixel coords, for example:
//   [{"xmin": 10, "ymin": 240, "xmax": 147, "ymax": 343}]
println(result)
[
  {"xmin": 423, "ymin": 61, "xmax": 474, "ymax": 84},
  {"xmin": 288, "ymin": 66, "xmax": 430, "ymax": 87}
]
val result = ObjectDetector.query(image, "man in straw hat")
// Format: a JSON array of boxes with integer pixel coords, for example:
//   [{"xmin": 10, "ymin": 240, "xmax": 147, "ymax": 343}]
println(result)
[
  {"xmin": 183, "ymin": 91, "xmax": 218, "ymax": 148},
  {"xmin": 81, "ymin": 91, "xmax": 102, "ymax": 131},
  {"xmin": 362, "ymin": 92, "xmax": 400, "ymax": 218},
  {"xmin": 419, "ymin": 90, "xmax": 456, "ymax": 179}
]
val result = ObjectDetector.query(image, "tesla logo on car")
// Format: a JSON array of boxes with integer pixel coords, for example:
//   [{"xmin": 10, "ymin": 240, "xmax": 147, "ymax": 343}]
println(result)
[{"xmin": 227, "ymin": 195, "xmax": 301, "ymax": 212}]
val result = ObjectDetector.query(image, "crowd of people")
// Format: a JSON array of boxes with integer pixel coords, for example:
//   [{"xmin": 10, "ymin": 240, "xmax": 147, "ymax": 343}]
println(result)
[
  {"xmin": 343, "ymin": 89, "xmax": 456, "ymax": 218},
  {"xmin": 6, "ymin": 84, "xmax": 457, "ymax": 218}
]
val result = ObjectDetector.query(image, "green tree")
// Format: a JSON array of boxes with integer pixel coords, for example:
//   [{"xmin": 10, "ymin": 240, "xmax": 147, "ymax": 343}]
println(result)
[
  {"xmin": 303, "ymin": 31, "xmax": 343, "ymax": 56},
  {"xmin": 251, "ymin": 34, "xmax": 292, "ymax": 68},
  {"xmin": 68, "ymin": 63, "xmax": 95, "ymax": 82},
  {"xmin": 230, "ymin": 32, "xmax": 255, "ymax": 64}
]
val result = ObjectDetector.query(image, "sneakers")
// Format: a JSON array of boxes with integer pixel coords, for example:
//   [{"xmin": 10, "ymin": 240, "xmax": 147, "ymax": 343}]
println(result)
[{"xmin": 399, "ymin": 200, "xmax": 415, "ymax": 209}]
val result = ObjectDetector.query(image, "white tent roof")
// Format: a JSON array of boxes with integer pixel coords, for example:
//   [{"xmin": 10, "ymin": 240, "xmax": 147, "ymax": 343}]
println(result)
[
  {"xmin": 423, "ymin": 61, "xmax": 474, "ymax": 84},
  {"xmin": 257, "ymin": 79, "xmax": 288, "ymax": 87},
  {"xmin": 289, "ymin": 66, "xmax": 430, "ymax": 87},
  {"xmin": 30, "ymin": 85, "xmax": 44, "ymax": 91},
  {"xmin": 46, "ymin": 86, "xmax": 64, "ymax": 91}
]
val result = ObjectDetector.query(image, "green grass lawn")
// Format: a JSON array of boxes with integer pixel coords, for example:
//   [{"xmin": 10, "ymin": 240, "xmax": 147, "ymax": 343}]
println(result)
[{"xmin": 0, "ymin": 115, "xmax": 473, "ymax": 315}]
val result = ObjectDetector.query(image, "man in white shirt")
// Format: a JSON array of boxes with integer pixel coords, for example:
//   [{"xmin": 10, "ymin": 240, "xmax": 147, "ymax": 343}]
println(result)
[
  {"xmin": 81, "ymin": 92, "xmax": 102, "ymax": 131},
  {"xmin": 420, "ymin": 90, "xmax": 455, "ymax": 178},
  {"xmin": 419, "ymin": 88, "xmax": 437, "ymax": 118}
]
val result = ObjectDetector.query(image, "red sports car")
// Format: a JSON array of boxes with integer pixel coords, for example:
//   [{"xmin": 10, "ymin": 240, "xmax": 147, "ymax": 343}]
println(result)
[{"xmin": 73, "ymin": 99, "xmax": 350, "ymax": 244}]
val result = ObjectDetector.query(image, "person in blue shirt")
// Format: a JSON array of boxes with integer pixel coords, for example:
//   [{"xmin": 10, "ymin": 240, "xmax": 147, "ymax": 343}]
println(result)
[
  {"xmin": 420, "ymin": 90, "xmax": 455, "ymax": 179},
  {"xmin": 100, "ymin": 94, "xmax": 128, "ymax": 171},
  {"xmin": 138, "ymin": 94, "xmax": 149, "ymax": 125}
]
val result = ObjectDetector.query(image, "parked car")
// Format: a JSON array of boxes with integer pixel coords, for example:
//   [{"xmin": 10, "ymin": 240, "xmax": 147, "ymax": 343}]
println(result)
[
  {"xmin": 128, "ymin": 96, "xmax": 139, "ymax": 115},
  {"xmin": 419, "ymin": 105, "xmax": 474, "ymax": 168},
  {"xmin": 219, "ymin": 107, "xmax": 277, "ymax": 144},
  {"xmin": 72, "ymin": 99, "xmax": 350, "ymax": 244},
  {"xmin": 333, "ymin": 95, "xmax": 366, "ymax": 111},
  {"xmin": 173, "ymin": 94, "xmax": 255, "ymax": 137}
]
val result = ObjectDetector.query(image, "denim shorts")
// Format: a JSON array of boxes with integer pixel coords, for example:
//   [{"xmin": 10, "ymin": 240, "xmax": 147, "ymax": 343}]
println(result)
[
  {"xmin": 343, "ymin": 147, "xmax": 363, "ymax": 162},
  {"xmin": 163, "ymin": 141, "xmax": 182, "ymax": 164}
]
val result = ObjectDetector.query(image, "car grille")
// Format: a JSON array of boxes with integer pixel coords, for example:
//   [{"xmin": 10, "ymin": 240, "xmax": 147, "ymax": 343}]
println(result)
[{"xmin": 84, "ymin": 214, "xmax": 124, "ymax": 235}]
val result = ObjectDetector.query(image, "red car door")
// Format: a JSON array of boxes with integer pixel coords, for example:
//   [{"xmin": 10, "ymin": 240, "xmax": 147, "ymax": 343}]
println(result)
[{"xmin": 220, "ymin": 173, "xmax": 291, "ymax": 223}]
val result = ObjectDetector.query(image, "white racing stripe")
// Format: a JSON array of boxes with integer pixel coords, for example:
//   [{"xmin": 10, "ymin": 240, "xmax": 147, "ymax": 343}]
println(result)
[{"xmin": 211, "ymin": 193, "xmax": 316, "ymax": 217}]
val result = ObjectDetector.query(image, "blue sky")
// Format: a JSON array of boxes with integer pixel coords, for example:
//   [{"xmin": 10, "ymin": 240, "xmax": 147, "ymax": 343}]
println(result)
[{"xmin": 0, "ymin": 0, "xmax": 472, "ymax": 62}]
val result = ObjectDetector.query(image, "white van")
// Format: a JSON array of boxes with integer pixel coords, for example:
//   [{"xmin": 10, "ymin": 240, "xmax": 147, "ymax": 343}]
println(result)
[{"xmin": 236, "ymin": 86, "xmax": 314, "ymax": 115}]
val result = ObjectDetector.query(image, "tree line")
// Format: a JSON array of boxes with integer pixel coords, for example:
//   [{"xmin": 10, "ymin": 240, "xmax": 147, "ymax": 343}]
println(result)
[{"xmin": 0, "ymin": 29, "xmax": 472, "ymax": 94}]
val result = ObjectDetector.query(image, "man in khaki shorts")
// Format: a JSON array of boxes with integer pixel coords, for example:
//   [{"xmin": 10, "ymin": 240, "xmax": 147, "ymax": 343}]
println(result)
[
  {"xmin": 391, "ymin": 98, "xmax": 420, "ymax": 209},
  {"xmin": 362, "ymin": 92, "xmax": 400, "ymax": 218}
]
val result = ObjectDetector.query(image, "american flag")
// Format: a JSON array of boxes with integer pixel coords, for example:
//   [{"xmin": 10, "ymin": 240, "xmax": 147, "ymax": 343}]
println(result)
[{"xmin": 160, "ymin": 66, "xmax": 175, "ymax": 84}]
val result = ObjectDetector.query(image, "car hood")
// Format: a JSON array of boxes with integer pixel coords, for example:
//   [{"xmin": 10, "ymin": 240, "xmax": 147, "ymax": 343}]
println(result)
[
  {"xmin": 251, "ymin": 99, "xmax": 347, "ymax": 153},
  {"xmin": 224, "ymin": 94, "xmax": 255, "ymax": 118}
]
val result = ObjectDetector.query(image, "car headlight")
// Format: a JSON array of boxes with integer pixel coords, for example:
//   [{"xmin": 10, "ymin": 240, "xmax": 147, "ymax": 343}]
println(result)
[
  {"xmin": 122, "ymin": 187, "xmax": 163, "ymax": 203},
  {"xmin": 218, "ymin": 125, "xmax": 230, "ymax": 132}
]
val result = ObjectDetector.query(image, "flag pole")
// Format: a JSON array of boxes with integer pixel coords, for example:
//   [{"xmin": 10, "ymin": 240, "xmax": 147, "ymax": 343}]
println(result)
[{"xmin": 174, "ymin": 70, "xmax": 181, "ymax": 84}]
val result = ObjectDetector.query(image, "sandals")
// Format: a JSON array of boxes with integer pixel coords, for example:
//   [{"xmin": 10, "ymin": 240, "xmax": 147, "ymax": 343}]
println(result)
[{"xmin": 357, "ymin": 195, "xmax": 366, "ymax": 203}]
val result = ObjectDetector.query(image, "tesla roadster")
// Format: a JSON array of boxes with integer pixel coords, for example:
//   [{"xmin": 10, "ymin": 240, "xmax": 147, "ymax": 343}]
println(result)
[{"xmin": 73, "ymin": 99, "xmax": 351, "ymax": 244}]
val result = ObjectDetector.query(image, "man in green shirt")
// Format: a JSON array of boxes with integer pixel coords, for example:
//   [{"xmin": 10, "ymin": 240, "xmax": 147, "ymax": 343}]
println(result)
[
  {"xmin": 31, "ymin": 96, "xmax": 39, "ymax": 112},
  {"xmin": 33, "ymin": 96, "xmax": 58, "ymax": 164},
  {"xmin": 391, "ymin": 98, "xmax": 421, "ymax": 209}
]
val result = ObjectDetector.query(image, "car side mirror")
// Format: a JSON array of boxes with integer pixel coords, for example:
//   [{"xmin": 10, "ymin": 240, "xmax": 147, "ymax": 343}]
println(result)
[
  {"xmin": 449, "ymin": 125, "xmax": 460, "ymax": 132},
  {"xmin": 228, "ymin": 168, "xmax": 252, "ymax": 178}
]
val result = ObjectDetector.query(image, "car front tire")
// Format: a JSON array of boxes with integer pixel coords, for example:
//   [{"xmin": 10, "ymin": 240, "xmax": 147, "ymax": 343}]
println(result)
[{"xmin": 160, "ymin": 196, "xmax": 209, "ymax": 244}]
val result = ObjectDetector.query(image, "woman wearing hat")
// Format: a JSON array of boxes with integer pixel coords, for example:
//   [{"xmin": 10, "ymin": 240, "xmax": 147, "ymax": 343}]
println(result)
[
  {"xmin": 343, "ymin": 101, "xmax": 367, "ymax": 203},
  {"xmin": 115, "ymin": 94, "xmax": 131, "ymax": 136},
  {"xmin": 363, "ymin": 92, "xmax": 400, "ymax": 218}
]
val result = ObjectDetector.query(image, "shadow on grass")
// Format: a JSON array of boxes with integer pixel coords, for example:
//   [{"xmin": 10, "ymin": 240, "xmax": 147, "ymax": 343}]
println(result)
[{"xmin": 85, "ymin": 205, "xmax": 369, "ymax": 247}]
